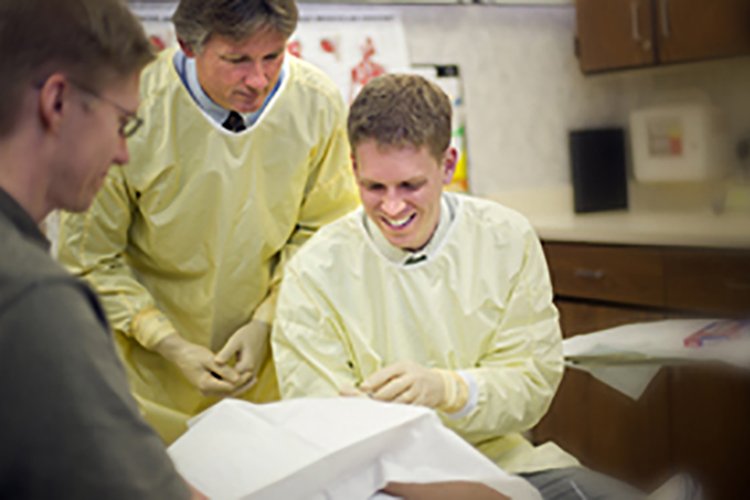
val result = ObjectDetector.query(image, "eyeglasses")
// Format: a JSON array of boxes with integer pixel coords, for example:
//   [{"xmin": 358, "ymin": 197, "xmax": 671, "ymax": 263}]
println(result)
[{"xmin": 68, "ymin": 79, "xmax": 144, "ymax": 139}]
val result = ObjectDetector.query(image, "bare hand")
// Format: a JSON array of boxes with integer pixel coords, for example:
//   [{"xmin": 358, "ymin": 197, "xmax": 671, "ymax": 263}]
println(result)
[{"xmin": 382, "ymin": 481, "xmax": 508, "ymax": 500}]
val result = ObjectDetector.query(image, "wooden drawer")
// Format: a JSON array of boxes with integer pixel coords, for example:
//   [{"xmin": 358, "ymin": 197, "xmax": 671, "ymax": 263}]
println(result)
[
  {"xmin": 663, "ymin": 249, "xmax": 750, "ymax": 316},
  {"xmin": 543, "ymin": 242, "xmax": 665, "ymax": 308},
  {"xmin": 556, "ymin": 300, "xmax": 666, "ymax": 338}
]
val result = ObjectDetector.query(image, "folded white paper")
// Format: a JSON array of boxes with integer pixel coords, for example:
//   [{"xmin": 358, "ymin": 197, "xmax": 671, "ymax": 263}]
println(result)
[
  {"xmin": 563, "ymin": 319, "xmax": 750, "ymax": 400},
  {"xmin": 168, "ymin": 397, "xmax": 540, "ymax": 500}
]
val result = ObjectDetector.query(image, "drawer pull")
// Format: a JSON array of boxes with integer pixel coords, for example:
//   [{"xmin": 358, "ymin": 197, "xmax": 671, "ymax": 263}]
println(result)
[{"xmin": 574, "ymin": 268, "xmax": 605, "ymax": 280}]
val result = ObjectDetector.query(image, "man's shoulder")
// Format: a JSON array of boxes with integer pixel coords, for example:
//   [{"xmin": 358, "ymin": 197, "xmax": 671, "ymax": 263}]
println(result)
[
  {"xmin": 286, "ymin": 56, "xmax": 345, "ymax": 110},
  {"xmin": 139, "ymin": 49, "xmax": 180, "ymax": 102},
  {"xmin": 454, "ymin": 194, "xmax": 536, "ymax": 236},
  {"xmin": 289, "ymin": 210, "xmax": 363, "ymax": 268},
  {"xmin": 0, "ymin": 218, "xmax": 87, "ymax": 313}
]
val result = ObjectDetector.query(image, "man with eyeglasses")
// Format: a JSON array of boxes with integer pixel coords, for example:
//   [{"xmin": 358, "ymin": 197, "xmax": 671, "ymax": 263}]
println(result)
[
  {"xmin": 57, "ymin": 0, "xmax": 358, "ymax": 444},
  {"xmin": 67, "ymin": 80, "xmax": 145, "ymax": 139},
  {"xmin": 0, "ymin": 0, "xmax": 200, "ymax": 497}
]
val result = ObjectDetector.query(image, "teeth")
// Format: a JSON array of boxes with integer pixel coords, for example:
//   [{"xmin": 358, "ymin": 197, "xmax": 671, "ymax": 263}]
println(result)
[{"xmin": 384, "ymin": 214, "xmax": 413, "ymax": 228}]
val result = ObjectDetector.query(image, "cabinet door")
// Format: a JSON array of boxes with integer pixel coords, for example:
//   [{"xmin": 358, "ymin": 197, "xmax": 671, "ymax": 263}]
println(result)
[
  {"xmin": 533, "ymin": 301, "xmax": 670, "ymax": 489},
  {"xmin": 663, "ymin": 248, "xmax": 750, "ymax": 316},
  {"xmin": 656, "ymin": 0, "xmax": 750, "ymax": 63},
  {"xmin": 669, "ymin": 364, "xmax": 750, "ymax": 500},
  {"xmin": 576, "ymin": 0, "xmax": 656, "ymax": 73}
]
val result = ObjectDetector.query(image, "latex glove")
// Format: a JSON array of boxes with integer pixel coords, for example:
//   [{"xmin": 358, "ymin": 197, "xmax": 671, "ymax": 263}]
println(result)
[
  {"xmin": 214, "ymin": 320, "xmax": 270, "ymax": 382},
  {"xmin": 154, "ymin": 333, "xmax": 251, "ymax": 397},
  {"xmin": 339, "ymin": 384, "xmax": 368, "ymax": 398},
  {"xmin": 359, "ymin": 361, "xmax": 447, "ymax": 409},
  {"xmin": 360, "ymin": 361, "xmax": 469, "ymax": 412}
]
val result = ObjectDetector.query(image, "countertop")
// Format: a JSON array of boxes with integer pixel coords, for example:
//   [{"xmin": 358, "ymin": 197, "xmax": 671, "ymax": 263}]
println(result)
[
  {"xmin": 487, "ymin": 186, "xmax": 750, "ymax": 249},
  {"xmin": 527, "ymin": 210, "xmax": 750, "ymax": 248}
]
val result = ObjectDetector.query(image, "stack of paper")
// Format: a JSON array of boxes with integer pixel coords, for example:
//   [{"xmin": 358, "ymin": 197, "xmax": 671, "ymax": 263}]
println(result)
[{"xmin": 563, "ymin": 319, "xmax": 750, "ymax": 399}]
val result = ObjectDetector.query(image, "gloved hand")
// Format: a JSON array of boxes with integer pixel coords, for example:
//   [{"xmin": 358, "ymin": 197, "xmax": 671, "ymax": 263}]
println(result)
[
  {"xmin": 214, "ymin": 320, "xmax": 270, "ymax": 389},
  {"xmin": 339, "ymin": 384, "xmax": 368, "ymax": 398},
  {"xmin": 359, "ymin": 361, "xmax": 467, "ymax": 412},
  {"xmin": 154, "ymin": 333, "xmax": 251, "ymax": 397}
]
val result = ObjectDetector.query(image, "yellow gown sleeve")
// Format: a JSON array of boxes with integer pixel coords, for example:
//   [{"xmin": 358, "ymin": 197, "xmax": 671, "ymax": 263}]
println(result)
[
  {"xmin": 253, "ymin": 109, "xmax": 358, "ymax": 325},
  {"xmin": 272, "ymin": 262, "xmax": 359, "ymax": 398},
  {"xmin": 453, "ymin": 228, "xmax": 564, "ymax": 443},
  {"xmin": 57, "ymin": 166, "xmax": 177, "ymax": 350}
]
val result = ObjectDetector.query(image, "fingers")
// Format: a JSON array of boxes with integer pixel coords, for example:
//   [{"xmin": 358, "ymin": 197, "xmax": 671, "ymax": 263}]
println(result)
[
  {"xmin": 205, "ymin": 358, "xmax": 241, "ymax": 384},
  {"xmin": 339, "ymin": 384, "xmax": 368, "ymax": 397},
  {"xmin": 197, "ymin": 371, "xmax": 239, "ymax": 396},
  {"xmin": 214, "ymin": 332, "xmax": 263, "ymax": 375},
  {"xmin": 234, "ymin": 347, "xmax": 258, "ymax": 374},
  {"xmin": 392, "ymin": 386, "xmax": 420, "ymax": 405},
  {"xmin": 369, "ymin": 374, "xmax": 413, "ymax": 403},
  {"xmin": 360, "ymin": 363, "xmax": 406, "ymax": 393},
  {"xmin": 214, "ymin": 334, "xmax": 240, "ymax": 365},
  {"xmin": 215, "ymin": 341, "xmax": 259, "ymax": 375},
  {"xmin": 229, "ymin": 372, "xmax": 257, "ymax": 397}
]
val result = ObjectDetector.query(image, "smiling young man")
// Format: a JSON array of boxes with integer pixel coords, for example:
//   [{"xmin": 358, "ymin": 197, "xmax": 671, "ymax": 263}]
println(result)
[
  {"xmin": 272, "ymin": 74, "xmax": 647, "ymax": 499},
  {"xmin": 57, "ymin": 0, "xmax": 358, "ymax": 444},
  {"xmin": 0, "ymin": 0, "xmax": 197, "ymax": 497}
]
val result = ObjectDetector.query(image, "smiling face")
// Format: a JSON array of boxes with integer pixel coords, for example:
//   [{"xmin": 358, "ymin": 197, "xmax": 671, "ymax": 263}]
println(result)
[
  {"xmin": 187, "ymin": 27, "xmax": 287, "ymax": 113},
  {"xmin": 354, "ymin": 140, "xmax": 456, "ymax": 251}
]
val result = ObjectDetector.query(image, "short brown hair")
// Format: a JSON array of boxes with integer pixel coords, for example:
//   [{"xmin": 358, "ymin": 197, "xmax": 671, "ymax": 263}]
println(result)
[
  {"xmin": 173, "ymin": 0, "xmax": 298, "ymax": 53},
  {"xmin": 347, "ymin": 74, "xmax": 452, "ymax": 162},
  {"xmin": 0, "ymin": 0, "xmax": 153, "ymax": 138}
]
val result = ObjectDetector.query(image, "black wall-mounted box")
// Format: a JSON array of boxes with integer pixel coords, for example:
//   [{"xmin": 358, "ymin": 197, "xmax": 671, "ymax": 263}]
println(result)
[{"xmin": 569, "ymin": 128, "xmax": 628, "ymax": 213}]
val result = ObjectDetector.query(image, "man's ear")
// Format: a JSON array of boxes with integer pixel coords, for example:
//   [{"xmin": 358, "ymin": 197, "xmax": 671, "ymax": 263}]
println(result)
[
  {"xmin": 441, "ymin": 147, "xmax": 458, "ymax": 185},
  {"xmin": 350, "ymin": 152, "xmax": 358, "ymax": 174},
  {"xmin": 179, "ymin": 39, "xmax": 197, "ymax": 58},
  {"xmin": 37, "ymin": 73, "xmax": 68, "ymax": 135}
]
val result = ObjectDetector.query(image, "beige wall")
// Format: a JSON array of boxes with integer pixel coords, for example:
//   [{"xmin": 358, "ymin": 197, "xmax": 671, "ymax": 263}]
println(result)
[{"xmin": 396, "ymin": 4, "xmax": 750, "ymax": 198}]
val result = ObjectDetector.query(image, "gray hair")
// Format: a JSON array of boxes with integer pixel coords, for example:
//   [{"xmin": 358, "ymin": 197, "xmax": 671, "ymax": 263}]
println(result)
[{"xmin": 173, "ymin": 0, "xmax": 298, "ymax": 53}]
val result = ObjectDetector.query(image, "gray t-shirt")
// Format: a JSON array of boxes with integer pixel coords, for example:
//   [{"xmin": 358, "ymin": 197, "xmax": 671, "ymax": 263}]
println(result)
[{"xmin": 0, "ymin": 188, "xmax": 189, "ymax": 499}]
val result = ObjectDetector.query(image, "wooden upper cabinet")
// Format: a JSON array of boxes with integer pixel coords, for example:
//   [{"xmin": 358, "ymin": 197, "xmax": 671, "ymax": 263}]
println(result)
[
  {"xmin": 576, "ymin": 0, "xmax": 656, "ymax": 73},
  {"xmin": 576, "ymin": 0, "xmax": 750, "ymax": 73},
  {"xmin": 657, "ymin": 0, "xmax": 750, "ymax": 64}
]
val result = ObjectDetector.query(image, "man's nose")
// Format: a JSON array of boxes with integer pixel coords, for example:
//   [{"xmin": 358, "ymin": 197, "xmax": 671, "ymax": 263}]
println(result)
[
  {"xmin": 243, "ymin": 62, "xmax": 269, "ymax": 90},
  {"xmin": 381, "ymin": 193, "xmax": 406, "ymax": 216},
  {"xmin": 112, "ymin": 135, "xmax": 130, "ymax": 166}
]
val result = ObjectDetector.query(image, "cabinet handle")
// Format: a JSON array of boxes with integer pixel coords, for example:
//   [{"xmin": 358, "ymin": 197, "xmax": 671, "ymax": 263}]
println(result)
[
  {"xmin": 659, "ymin": 0, "xmax": 671, "ymax": 38},
  {"xmin": 630, "ymin": 1, "xmax": 641, "ymax": 41},
  {"xmin": 574, "ymin": 268, "xmax": 605, "ymax": 280}
]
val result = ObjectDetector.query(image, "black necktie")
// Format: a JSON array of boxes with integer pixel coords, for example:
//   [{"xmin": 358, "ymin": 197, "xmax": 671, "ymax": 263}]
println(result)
[
  {"xmin": 404, "ymin": 254, "xmax": 427, "ymax": 266},
  {"xmin": 222, "ymin": 111, "xmax": 246, "ymax": 132}
]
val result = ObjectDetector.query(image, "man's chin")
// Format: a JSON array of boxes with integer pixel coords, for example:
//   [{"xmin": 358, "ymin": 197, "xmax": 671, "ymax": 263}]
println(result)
[
  {"xmin": 66, "ymin": 194, "xmax": 97, "ymax": 214},
  {"xmin": 231, "ymin": 94, "xmax": 266, "ymax": 113}
]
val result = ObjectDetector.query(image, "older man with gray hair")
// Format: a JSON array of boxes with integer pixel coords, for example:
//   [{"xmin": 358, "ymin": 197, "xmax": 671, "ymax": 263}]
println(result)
[{"xmin": 58, "ymin": 0, "xmax": 358, "ymax": 444}]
